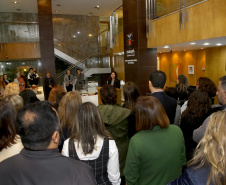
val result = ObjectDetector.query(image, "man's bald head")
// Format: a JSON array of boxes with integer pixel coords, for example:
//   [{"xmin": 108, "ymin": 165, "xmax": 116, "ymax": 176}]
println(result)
[{"xmin": 17, "ymin": 101, "xmax": 60, "ymax": 150}]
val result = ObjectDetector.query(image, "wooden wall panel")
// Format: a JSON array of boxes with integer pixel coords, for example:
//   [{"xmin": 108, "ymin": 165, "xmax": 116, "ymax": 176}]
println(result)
[
  {"xmin": 113, "ymin": 33, "xmax": 124, "ymax": 54},
  {"xmin": 0, "ymin": 43, "xmax": 40, "ymax": 60},
  {"xmin": 148, "ymin": 0, "xmax": 226, "ymax": 47},
  {"xmin": 159, "ymin": 49, "xmax": 206, "ymax": 87}
]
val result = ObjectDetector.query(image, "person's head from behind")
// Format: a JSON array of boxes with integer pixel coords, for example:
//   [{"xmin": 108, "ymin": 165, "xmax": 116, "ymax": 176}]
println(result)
[
  {"xmin": 197, "ymin": 77, "xmax": 217, "ymax": 98},
  {"xmin": 19, "ymin": 89, "xmax": 39, "ymax": 106},
  {"xmin": 4, "ymin": 82, "xmax": 20, "ymax": 97},
  {"xmin": 72, "ymin": 102, "xmax": 111, "ymax": 155},
  {"xmin": 0, "ymin": 101, "xmax": 17, "ymax": 152},
  {"xmin": 58, "ymin": 91, "xmax": 82, "ymax": 130},
  {"xmin": 123, "ymin": 81, "xmax": 141, "ymax": 110},
  {"xmin": 16, "ymin": 101, "xmax": 60, "ymax": 150},
  {"xmin": 111, "ymin": 71, "xmax": 117, "ymax": 80},
  {"xmin": 67, "ymin": 70, "xmax": 70, "ymax": 75},
  {"xmin": 100, "ymin": 84, "xmax": 117, "ymax": 105},
  {"xmin": 3, "ymin": 95, "xmax": 23, "ymax": 113},
  {"xmin": 183, "ymin": 90, "xmax": 211, "ymax": 118},
  {"xmin": 177, "ymin": 75, "xmax": 189, "ymax": 92},
  {"xmin": 149, "ymin": 70, "xmax": 166, "ymax": 92},
  {"xmin": 188, "ymin": 111, "xmax": 226, "ymax": 185},
  {"xmin": 48, "ymin": 85, "xmax": 66, "ymax": 104},
  {"xmin": 187, "ymin": 86, "xmax": 196, "ymax": 98},
  {"xmin": 217, "ymin": 76, "xmax": 226, "ymax": 105},
  {"xmin": 135, "ymin": 96, "xmax": 170, "ymax": 132},
  {"xmin": 164, "ymin": 87, "xmax": 179, "ymax": 100}
]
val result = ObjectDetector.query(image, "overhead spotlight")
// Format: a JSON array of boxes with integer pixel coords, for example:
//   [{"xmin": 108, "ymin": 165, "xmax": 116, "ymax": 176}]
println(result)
[
  {"xmin": 216, "ymin": 43, "xmax": 222, "ymax": 46},
  {"xmin": 89, "ymin": 34, "xmax": 93, "ymax": 37},
  {"xmin": 203, "ymin": 43, "xmax": 210, "ymax": 45},
  {"xmin": 55, "ymin": 10, "xmax": 58, "ymax": 13},
  {"xmin": 13, "ymin": 1, "xmax": 18, "ymax": 4},
  {"xmin": 95, "ymin": 0, "xmax": 100, "ymax": 9},
  {"xmin": 190, "ymin": 42, "xmax": 196, "ymax": 45},
  {"xmin": 73, "ymin": 35, "xmax": 76, "ymax": 38},
  {"xmin": 77, "ymin": 31, "xmax": 80, "ymax": 34},
  {"xmin": 164, "ymin": 45, "xmax": 169, "ymax": 48},
  {"xmin": 201, "ymin": 48, "xmax": 203, "ymax": 49}
]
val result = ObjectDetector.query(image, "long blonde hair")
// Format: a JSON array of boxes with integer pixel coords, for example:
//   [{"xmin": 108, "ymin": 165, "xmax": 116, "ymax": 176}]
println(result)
[
  {"xmin": 188, "ymin": 111, "xmax": 226, "ymax": 185},
  {"xmin": 58, "ymin": 91, "xmax": 82, "ymax": 130}
]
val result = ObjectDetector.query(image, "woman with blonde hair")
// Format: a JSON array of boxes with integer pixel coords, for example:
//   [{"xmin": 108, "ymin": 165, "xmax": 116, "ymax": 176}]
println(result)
[
  {"xmin": 3, "ymin": 95, "xmax": 23, "ymax": 113},
  {"xmin": 3, "ymin": 82, "xmax": 20, "ymax": 97},
  {"xmin": 57, "ymin": 91, "xmax": 82, "ymax": 151},
  {"xmin": 168, "ymin": 111, "xmax": 226, "ymax": 185}
]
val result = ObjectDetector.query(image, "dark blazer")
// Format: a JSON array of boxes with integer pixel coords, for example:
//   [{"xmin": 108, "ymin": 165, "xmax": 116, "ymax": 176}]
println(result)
[
  {"xmin": 0, "ymin": 148, "xmax": 96, "ymax": 185},
  {"xmin": 167, "ymin": 165, "xmax": 213, "ymax": 185},
  {"xmin": 107, "ymin": 78, "xmax": 120, "ymax": 89},
  {"xmin": 152, "ymin": 91, "xmax": 177, "ymax": 124}
]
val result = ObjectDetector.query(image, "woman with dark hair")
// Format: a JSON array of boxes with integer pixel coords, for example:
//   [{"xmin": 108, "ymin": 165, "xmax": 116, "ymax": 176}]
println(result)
[
  {"xmin": 168, "ymin": 111, "xmax": 226, "ymax": 185},
  {"xmin": 98, "ymin": 84, "xmax": 131, "ymax": 184},
  {"xmin": 62, "ymin": 102, "xmax": 121, "ymax": 185},
  {"xmin": 124, "ymin": 96, "xmax": 186, "ymax": 185},
  {"xmin": 3, "ymin": 74, "xmax": 11, "ymax": 85},
  {"xmin": 123, "ymin": 81, "xmax": 141, "ymax": 138},
  {"xmin": 107, "ymin": 71, "xmax": 120, "ymax": 89},
  {"xmin": 180, "ymin": 90, "xmax": 211, "ymax": 161},
  {"xmin": 43, "ymin": 72, "xmax": 55, "ymax": 100},
  {"xmin": 58, "ymin": 91, "xmax": 82, "ymax": 152},
  {"xmin": 176, "ymin": 75, "xmax": 189, "ymax": 100},
  {"xmin": 19, "ymin": 89, "xmax": 39, "ymax": 106},
  {"xmin": 0, "ymin": 101, "xmax": 23, "ymax": 162},
  {"xmin": 197, "ymin": 77, "xmax": 217, "ymax": 104}
]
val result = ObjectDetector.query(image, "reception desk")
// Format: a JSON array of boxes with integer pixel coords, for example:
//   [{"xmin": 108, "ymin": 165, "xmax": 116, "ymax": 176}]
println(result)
[{"xmin": 97, "ymin": 87, "xmax": 122, "ymax": 105}]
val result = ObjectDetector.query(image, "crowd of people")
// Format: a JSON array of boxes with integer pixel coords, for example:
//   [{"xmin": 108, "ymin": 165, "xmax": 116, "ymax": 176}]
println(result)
[{"xmin": 0, "ymin": 69, "xmax": 226, "ymax": 185}]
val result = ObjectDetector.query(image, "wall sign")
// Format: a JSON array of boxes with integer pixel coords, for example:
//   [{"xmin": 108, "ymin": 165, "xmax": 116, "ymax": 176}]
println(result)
[{"xmin": 125, "ymin": 32, "xmax": 137, "ymax": 65}]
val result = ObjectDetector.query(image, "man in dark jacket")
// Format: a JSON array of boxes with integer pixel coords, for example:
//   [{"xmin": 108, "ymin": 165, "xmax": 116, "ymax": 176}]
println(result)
[
  {"xmin": 0, "ymin": 101, "xmax": 95, "ymax": 185},
  {"xmin": 149, "ymin": 70, "xmax": 177, "ymax": 124},
  {"xmin": 43, "ymin": 72, "xmax": 55, "ymax": 100}
]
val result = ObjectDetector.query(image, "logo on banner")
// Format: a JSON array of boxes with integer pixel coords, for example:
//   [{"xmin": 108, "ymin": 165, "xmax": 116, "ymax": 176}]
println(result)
[{"xmin": 126, "ymin": 33, "xmax": 133, "ymax": 49}]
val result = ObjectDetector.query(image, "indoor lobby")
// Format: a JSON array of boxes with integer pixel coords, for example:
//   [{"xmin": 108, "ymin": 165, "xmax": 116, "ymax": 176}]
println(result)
[{"xmin": 0, "ymin": 0, "xmax": 226, "ymax": 185}]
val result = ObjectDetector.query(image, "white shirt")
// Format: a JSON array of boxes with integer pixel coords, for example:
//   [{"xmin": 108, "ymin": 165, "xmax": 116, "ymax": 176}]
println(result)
[
  {"xmin": 0, "ymin": 136, "xmax": 24, "ymax": 162},
  {"xmin": 62, "ymin": 136, "xmax": 121, "ymax": 185}
]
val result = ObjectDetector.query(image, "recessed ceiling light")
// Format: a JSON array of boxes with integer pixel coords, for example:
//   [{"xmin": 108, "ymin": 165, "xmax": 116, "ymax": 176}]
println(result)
[
  {"xmin": 89, "ymin": 34, "xmax": 93, "ymax": 37},
  {"xmin": 73, "ymin": 35, "xmax": 76, "ymax": 38},
  {"xmin": 201, "ymin": 48, "xmax": 203, "ymax": 49},
  {"xmin": 13, "ymin": 1, "xmax": 18, "ymax": 4},
  {"xmin": 55, "ymin": 10, "xmax": 58, "ymax": 13},
  {"xmin": 77, "ymin": 31, "xmax": 80, "ymax": 34},
  {"xmin": 203, "ymin": 43, "xmax": 210, "ymax": 45},
  {"xmin": 160, "ymin": 52, "xmax": 161, "ymax": 53},
  {"xmin": 190, "ymin": 42, "xmax": 196, "ymax": 45},
  {"xmin": 184, "ymin": 50, "xmax": 186, "ymax": 51},
  {"xmin": 164, "ymin": 46, "xmax": 169, "ymax": 48},
  {"xmin": 216, "ymin": 43, "xmax": 222, "ymax": 46}
]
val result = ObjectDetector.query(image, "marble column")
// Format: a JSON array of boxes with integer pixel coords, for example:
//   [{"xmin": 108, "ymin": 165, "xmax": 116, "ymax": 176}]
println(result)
[
  {"xmin": 123, "ymin": 0, "xmax": 157, "ymax": 95},
  {"xmin": 37, "ymin": 0, "xmax": 56, "ymax": 84}
]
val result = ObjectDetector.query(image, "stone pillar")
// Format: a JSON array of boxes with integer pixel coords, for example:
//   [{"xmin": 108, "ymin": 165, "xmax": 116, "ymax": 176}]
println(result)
[
  {"xmin": 37, "ymin": 0, "xmax": 56, "ymax": 83},
  {"xmin": 123, "ymin": 0, "xmax": 157, "ymax": 95}
]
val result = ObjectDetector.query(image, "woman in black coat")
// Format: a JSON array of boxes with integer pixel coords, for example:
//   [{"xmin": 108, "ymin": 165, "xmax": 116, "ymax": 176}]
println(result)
[
  {"xmin": 43, "ymin": 72, "xmax": 55, "ymax": 100},
  {"xmin": 107, "ymin": 71, "xmax": 120, "ymax": 89}
]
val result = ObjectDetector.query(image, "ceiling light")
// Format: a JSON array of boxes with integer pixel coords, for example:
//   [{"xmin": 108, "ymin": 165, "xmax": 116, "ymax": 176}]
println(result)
[
  {"xmin": 201, "ymin": 48, "xmax": 203, "ymax": 49},
  {"xmin": 216, "ymin": 43, "xmax": 222, "ymax": 46},
  {"xmin": 203, "ymin": 43, "xmax": 210, "ymax": 45},
  {"xmin": 95, "ymin": 0, "xmax": 100, "ymax": 9},
  {"xmin": 190, "ymin": 42, "xmax": 196, "ymax": 45},
  {"xmin": 160, "ymin": 52, "xmax": 161, "ymax": 53},
  {"xmin": 184, "ymin": 50, "xmax": 186, "ymax": 51},
  {"xmin": 164, "ymin": 45, "xmax": 169, "ymax": 48},
  {"xmin": 13, "ymin": 1, "xmax": 18, "ymax": 4},
  {"xmin": 73, "ymin": 35, "xmax": 76, "ymax": 38},
  {"xmin": 55, "ymin": 10, "xmax": 58, "ymax": 13},
  {"xmin": 89, "ymin": 34, "xmax": 93, "ymax": 37},
  {"xmin": 77, "ymin": 31, "xmax": 80, "ymax": 34}
]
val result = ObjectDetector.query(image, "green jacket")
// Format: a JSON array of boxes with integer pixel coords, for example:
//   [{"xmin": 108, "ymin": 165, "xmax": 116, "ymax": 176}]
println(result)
[
  {"xmin": 124, "ymin": 125, "xmax": 186, "ymax": 185},
  {"xmin": 97, "ymin": 104, "xmax": 131, "ymax": 176}
]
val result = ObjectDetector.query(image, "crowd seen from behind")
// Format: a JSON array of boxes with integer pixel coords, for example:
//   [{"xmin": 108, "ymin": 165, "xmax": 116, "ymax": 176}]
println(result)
[{"xmin": 0, "ymin": 69, "xmax": 226, "ymax": 185}]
